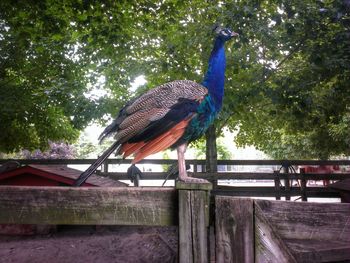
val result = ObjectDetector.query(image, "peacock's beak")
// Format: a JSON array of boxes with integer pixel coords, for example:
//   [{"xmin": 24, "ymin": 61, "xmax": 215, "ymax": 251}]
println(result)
[{"xmin": 231, "ymin": 31, "xmax": 239, "ymax": 37}]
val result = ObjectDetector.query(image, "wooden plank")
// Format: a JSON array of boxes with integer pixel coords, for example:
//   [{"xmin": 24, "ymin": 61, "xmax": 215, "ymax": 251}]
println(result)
[
  {"xmin": 178, "ymin": 190, "xmax": 193, "ymax": 263},
  {"xmin": 191, "ymin": 190, "xmax": 209, "ymax": 263},
  {"xmin": 177, "ymin": 182, "xmax": 211, "ymax": 263},
  {"xmin": 0, "ymin": 186, "xmax": 177, "ymax": 226},
  {"xmin": 255, "ymin": 203, "xmax": 297, "ymax": 263},
  {"xmin": 194, "ymin": 172, "xmax": 350, "ymax": 181},
  {"xmin": 215, "ymin": 197, "xmax": 254, "ymax": 263},
  {"xmin": 101, "ymin": 172, "xmax": 350, "ymax": 181},
  {"xmin": 255, "ymin": 199, "xmax": 350, "ymax": 241},
  {"xmin": 213, "ymin": 186, "xmax": 340, "ymax": 198},
  {"xmin": 4, "ymin": 158, "xmax": 350, "ymax": 167},
  {"xmin": 0, "ymin": 158, "xmax": 178, "ymax": 165},
  {"xmin": 285, "ymin": 239, "xmax": 350, "ymax": 263},
  {"xmin": 176, "ymin": 180, "xmax": 212, "ymax": 191}
]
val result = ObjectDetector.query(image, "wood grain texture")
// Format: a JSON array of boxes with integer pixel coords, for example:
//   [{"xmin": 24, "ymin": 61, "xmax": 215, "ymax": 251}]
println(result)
[
  {"xmin": 178, "ymin": 190, "xmax": 193, "ymax": 263},
  {"xmin": 255, "ymin": 203, "xmax": 297, "ymax": 263},
  {"xmin": 0, "ymin": 186, "xmax": 177, "ymax": 226},
  {"xmin": 256, "ymin": 199, "xmax": 350, "ymax": 262},
  {"xmin": 215, "ymin": 196, "xmax": 254, "ymax": 263},
  {"xmin": 213, "ymin": 186, "xmax": 340, "ymax": 199},
  {"xmin": 191, "ymin": 190, "xmax": 208, "ymax": 263},
  {"xmin": 286, "ymin": 239, "xmax": 350, "ymax": 263},
  {"xmin": 178, "ymin": 188, "xmax": 210, "ymax": 263},
  {"xmin": 176, "ymin": 181, "xmax": 213, "ymax": 191},
  {"xmin": 255, "ymin": 199, "xmax": 350, "ymax": 241}
]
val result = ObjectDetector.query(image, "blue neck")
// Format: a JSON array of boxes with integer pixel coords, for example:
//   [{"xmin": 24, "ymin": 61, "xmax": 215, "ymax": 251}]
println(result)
[{"xmin": 201, "ymin": 38, "xmax": 226, "ymax": 111}]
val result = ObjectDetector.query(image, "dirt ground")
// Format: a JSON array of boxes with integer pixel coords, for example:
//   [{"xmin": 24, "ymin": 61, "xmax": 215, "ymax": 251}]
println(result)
[{"xmin": 0, "ymin": 226, "xmax": 178, "ymax": 263}]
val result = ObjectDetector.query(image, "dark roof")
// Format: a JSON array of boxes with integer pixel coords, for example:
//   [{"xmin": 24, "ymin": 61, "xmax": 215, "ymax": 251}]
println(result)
[{"xmin": 0, "ymin": 164, "xmax": 127, "ymax": 187}]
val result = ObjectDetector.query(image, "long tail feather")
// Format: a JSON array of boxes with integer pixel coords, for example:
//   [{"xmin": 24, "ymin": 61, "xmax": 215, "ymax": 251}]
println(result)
[{"xmin": 74, "ymin": 141, "xmax": 121, "ymax": 186}]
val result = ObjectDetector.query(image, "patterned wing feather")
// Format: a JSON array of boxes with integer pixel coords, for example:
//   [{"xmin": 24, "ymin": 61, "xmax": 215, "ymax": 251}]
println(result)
[
  {"xmin": 126, "ymin": 80, "xmax": 207, "ymax": 114},
  {"xmin": 99, "ymin": 80, "xmax": 207, "ymax": 147}
]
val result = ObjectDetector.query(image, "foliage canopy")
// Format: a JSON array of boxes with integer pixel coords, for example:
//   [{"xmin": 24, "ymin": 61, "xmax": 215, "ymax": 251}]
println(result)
[{"xmin": 1, "ymin": 0, "xmax": 349, "ymax": 159}]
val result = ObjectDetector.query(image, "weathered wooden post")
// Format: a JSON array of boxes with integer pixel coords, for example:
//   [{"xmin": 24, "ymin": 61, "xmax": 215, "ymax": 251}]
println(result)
[
  {"xmin": 101, "ymin": 159, "xmax": 109, "ymax": 173},
  {"xmin": 177, "ymin": 181, "xmax": 212, "ymax": 263},
  {"xmin": 282, "ymin": 165, "xmax": 291, "ymax": 200},
  {"xmin": 300, "ymin": 168, "xmax": 307, "ymax": 201},
  {"xmin": 274, "ymin": 170, "xmax": 281, "ymax": 200}
]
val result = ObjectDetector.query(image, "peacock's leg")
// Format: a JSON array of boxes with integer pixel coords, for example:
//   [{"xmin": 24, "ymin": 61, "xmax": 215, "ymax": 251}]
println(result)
[{"xmin": 177, "ymin": 143, "xmax": 209, "ymax": 183}]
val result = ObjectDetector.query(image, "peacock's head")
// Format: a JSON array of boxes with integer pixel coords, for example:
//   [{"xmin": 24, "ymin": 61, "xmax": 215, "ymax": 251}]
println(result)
[{"xmin": 214, "ymin": 26, "xmax": 239, "ymax": 41}]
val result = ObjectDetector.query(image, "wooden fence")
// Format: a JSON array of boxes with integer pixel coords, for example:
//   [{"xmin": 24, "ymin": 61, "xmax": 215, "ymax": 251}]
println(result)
[
  {"xmin": 1, "ymin": 158, "xmax": 350, "ymax": 201},
  {"xmin": 0, "ymin": 184, "xmax": 350, "ymax": 262},
  {"xmin": 216, "ymin": 196, "xmax": 350, "ymax": 263}
]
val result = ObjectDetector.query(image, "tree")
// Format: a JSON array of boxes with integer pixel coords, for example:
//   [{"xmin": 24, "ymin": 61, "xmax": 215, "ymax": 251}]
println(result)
[
  {"xmin": 1, "ymin": 0, "xmax": 349, "ymax": 161},
  {"xmin": 223, "ymin": 0, "xmax": 350, "ymax": 159},
  {"xmin": 0, "ymin": 0, "xmax": 222, "ymax": 153},
  {"xmin": 194, "ymin": 136, "xmax": 232, "ymax": 160},
  {"xmin": 0, "ymin": 0, "xmax": 112, "ymax": 152}
]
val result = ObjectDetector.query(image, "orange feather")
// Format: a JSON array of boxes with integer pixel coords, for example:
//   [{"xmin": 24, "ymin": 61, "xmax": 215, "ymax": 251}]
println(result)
[
  {"xmin": 127, "ymin": 119, "xmax": 190, "ymax": 163},
  {"xmin": 121, "ymin": 141, "xmax": 146, "ymax": 158}
]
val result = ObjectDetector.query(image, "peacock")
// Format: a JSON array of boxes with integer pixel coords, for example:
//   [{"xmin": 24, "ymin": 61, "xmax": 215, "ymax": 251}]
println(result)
[{"xmin": 74, "ymin": 26, "xmax": 238, "ymax": 186}]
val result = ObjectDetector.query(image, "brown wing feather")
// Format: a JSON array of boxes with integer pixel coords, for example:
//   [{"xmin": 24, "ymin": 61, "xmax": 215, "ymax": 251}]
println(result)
[
  {"xmin": 126, "ymin": 80, "xmax": 207, "ymax": 114},
  {"xmin": 110, "ymin": 80, "xmax": 207, "ymax": 146}
]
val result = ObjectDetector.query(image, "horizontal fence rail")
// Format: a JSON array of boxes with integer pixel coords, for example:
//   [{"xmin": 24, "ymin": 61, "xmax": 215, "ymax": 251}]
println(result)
[
  {"xmin": 0, "ymin": 186, "xmax": 177, "ymax": 225},
  {"xmin": 1, "ymin": 159, "xmax": 350, "ymax": 201},
  {"xmin": 2, "ymin": 158, "xmax": 350, "ymax": 166}
]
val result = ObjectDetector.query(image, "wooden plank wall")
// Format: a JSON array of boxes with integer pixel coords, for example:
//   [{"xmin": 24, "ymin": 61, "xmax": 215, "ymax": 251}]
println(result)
[
  {"xmin": 216, "ymin": 197, "xmax": 350, "ymax": 263},
  {"xmin": 255, "ymin": 199, "xmax": 350, "ymax": 263},
  {"xmin": 1, "ymin": 185, "xmax": 350, "ymax": 262},
  {"xmin": 256, "ymin": 199, "xmax": 350, "ymax": 241},
  {"xmin": 254, "ymin": 204, "xmax": 298, "ymax": 263},
  {"xmin": 0, "ymin": 186, "xmax": 177, "ymax": 226},
  {"xmin": 215, "ymin": 197, "xmax": 254, "ymax": 263}
]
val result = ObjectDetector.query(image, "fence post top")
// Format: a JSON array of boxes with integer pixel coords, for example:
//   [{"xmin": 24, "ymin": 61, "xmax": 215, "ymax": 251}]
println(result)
[{"xmin": 175, "ymin": 181, "xmax": 213, "ymax": 191}]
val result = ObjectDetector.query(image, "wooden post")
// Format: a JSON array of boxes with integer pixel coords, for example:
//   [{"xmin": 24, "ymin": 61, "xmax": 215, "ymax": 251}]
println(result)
[
  {"xmin": 215, "ymin": 197, "xmax": 254, "ymax": 263},
  {"xmin": 177, "ymin": 181, "xmax": 212, "ymax": 263},
  {"xmin": 274, "ymin": 171, "xmax": 281, "ymax": 200},
  {"xmin": 193, "ymin": 160, "xmax": 198, "ymax": 173},
  {"xmin": 282, "ymin": 165, "xmax": 291, "ymax": 200},
  {"xmin": 101, "ymin": 159, "xmax": 109, "ymax": 173},
  {"xmin": 206, "ymin": 125, "xmax": 218, "ymax": 188},
  {"xmin": 300, "ymin": 168, "xmax": 307, "ymax": 201}
]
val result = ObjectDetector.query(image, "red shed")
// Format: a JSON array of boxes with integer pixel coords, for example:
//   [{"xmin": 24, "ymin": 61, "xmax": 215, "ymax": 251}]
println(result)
[{"xmin": 0, "ymin": 164, "xmax": 126, "ymax": 187}]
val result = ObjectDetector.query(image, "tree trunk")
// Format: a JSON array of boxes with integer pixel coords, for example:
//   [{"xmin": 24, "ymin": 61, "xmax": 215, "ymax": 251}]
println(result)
[{"xmin": 205, "ymin": 125, "xmax": 218, "ymax": 173}]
